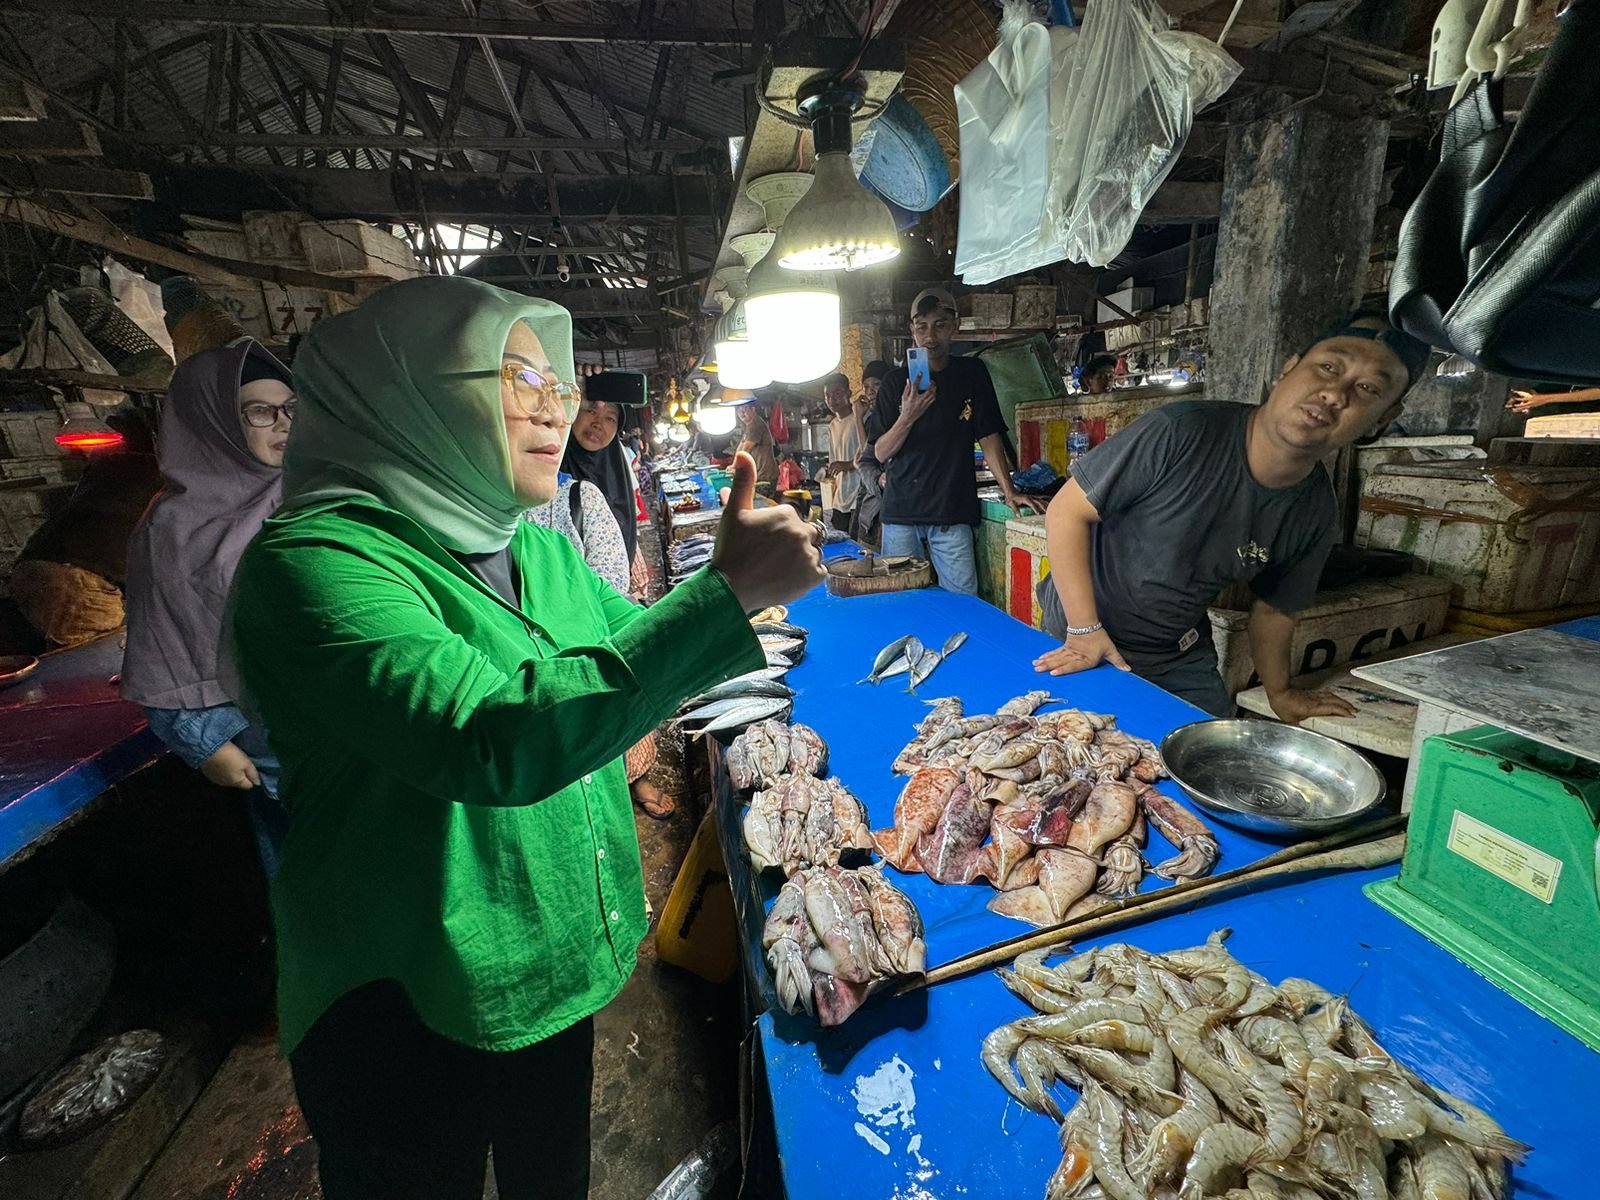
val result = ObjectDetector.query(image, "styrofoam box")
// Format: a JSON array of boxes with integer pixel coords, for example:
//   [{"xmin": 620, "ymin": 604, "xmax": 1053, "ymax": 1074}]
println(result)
[
  {"xmin": 243, "ymin": 211, "xmax": 307, "ymax": 266},
  {"xmin": 1096, "ymin": 286, "xmax": 1153, "ymax": 322},
  {"xmin": 299, "ymin": 220, "xmax": 422, "ymax": 280},
  {"xmin": 0, "ymin": 411, "xmax": 63, "ymax": 460},
  {"xmin": 182, "ymin": 229, "xmax": 249, "ymax": 261},
  {"xmin": 1209, "ymin": 573, "xmax": 1454, "ymax": 699},
  {"xmin": 1355, "ymin": 462, "xmax": 1600, "ymax": 613}
]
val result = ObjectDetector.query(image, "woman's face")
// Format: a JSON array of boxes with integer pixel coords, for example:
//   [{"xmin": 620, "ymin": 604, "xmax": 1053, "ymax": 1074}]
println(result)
[
  {"xmin": 238, "ymin": 378, "xmax": 295, "ymax": 468},
  {"xmin": 571, "ymin": 398, "xmax": 620, "ymax": 453},
  {"xmin": 501, "ymin": 321, "xmax": 573, "ymax": 507}
]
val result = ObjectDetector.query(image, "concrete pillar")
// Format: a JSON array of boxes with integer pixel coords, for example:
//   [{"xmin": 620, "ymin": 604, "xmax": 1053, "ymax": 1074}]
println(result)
[{"xmin": 1208, "ymin": 98, "xmax": 1390, "ymax": 406}]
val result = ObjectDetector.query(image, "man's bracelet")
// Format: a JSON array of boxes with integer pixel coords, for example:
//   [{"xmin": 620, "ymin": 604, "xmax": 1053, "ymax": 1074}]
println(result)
[{"xmin": 1066, "ymin": 622, "xmax": 1104, "ymax": 637}]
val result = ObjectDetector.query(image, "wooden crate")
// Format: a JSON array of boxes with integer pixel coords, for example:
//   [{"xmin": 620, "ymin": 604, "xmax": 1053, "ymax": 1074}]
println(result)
[{"xmin": 1355, "ymin": 462, "xmax": 1600, "ymax": 613}]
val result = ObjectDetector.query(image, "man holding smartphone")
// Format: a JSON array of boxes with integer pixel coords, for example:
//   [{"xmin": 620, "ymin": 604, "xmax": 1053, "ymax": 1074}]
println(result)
[{"xmin": 865, "ymin": 289, "xmax": 1038, "ymax": 594}]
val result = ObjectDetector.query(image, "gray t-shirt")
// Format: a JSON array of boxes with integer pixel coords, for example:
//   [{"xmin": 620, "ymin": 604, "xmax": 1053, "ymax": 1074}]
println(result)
[{"xmin": 1038, "ymin": 400, "xmax": 1335, "ymax": 666}]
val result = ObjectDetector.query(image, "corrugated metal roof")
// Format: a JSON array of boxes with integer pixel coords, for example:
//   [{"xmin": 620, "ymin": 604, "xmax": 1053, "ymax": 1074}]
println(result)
[{"xmin": 5, "ymin": 4, "xmax": 780, "ymax": 354}]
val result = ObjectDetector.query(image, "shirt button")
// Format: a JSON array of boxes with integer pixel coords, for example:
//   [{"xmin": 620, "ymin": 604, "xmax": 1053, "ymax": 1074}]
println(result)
[
  {"xmin": 609, "ymin": 910, "xmax": 620, "ymax": 921},
  {"xmin": 582, "ymin": 774, "xmax": 593, "ymax": 785},
  {"xmin": 597, "ymin": 848, "xmax": 606, "ymax": 860}
]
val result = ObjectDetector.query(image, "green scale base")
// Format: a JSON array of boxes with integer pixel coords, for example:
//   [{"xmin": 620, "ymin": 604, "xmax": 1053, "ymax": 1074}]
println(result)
[{"xmin": 1368, "ymin": 725, "xmax": 1600, "ymax": 1054}]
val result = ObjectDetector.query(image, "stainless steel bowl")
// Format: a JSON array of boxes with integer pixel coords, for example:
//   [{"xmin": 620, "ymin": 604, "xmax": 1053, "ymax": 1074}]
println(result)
[{"xmin": 1160, "ymin": 719, "xmax": 1386, "ymax": 837}]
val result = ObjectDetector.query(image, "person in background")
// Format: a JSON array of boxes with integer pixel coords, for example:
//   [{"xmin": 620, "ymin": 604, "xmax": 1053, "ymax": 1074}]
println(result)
[
  {"xmin": 8, "ymin": 407, "xmax": 161, "ymax": 650},
  {"xmin": 228, "ymin": 276, "xmax": 823, "ymax": 1200},
  {"xmin": 852, "ymin": 360, "xmax": 891, "ymax": 550},
  {"xmin": 776, "ymin": 450, "xmax": 805, "ymax": 495},
  {"xmin": 1083, "ymin": 354, "xmax": 1118, "ymax": 395},
  {"xmin": 525, "ymin": 469, "xmax": 673, "ymax": 819},
  {"xmin": 121, "ymin": 341, "xmax": 294, "ymax": 875},
  {"xmin": 562, "ymin": 395, "xmax": 655, "ymax": 601},
  {"xmin": 820, "ymin": 372, "xmax": 861, "ymax": 537},
  {"xmin": 736, "ymin": 399, "xmax": 779, "ymax": 490},
  {"xmin": 1034, "ymin": 309, "xmax": 1428, "ymax": 720},
  {"xmin": 866, "ymin": 289, "xmax": 1039, "ymax": 595}
]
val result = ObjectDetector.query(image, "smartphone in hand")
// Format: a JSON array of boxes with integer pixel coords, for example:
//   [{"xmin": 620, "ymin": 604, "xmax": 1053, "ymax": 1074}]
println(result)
[{"xmin": 907, "ymin": 347, "xmax": 931, "ymax": 392}]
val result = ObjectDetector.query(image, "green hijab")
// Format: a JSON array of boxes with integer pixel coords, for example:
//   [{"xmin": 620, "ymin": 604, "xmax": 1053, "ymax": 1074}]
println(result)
[{"xmin": 283, "ymin": 275, "xmax": 575, "ymax": 553}]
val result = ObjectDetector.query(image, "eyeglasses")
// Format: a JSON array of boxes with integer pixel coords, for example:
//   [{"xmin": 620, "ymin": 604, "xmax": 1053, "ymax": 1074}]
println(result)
[
  {"xmin": 241, "ymin": 400, "xmax": 296, "ymax": 428},
  {"xmin": 502, "ymin": 362, "xmax": 580, "ymax": 423}
]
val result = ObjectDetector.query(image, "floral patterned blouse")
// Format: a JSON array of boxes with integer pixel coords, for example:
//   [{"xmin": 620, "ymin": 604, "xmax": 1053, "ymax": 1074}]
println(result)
[{"xmin": 524, "ymin": 478, "xmax": 630, "ymax": 594}]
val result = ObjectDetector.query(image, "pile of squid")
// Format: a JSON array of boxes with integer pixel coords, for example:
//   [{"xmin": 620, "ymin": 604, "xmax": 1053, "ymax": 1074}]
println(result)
[
  {"xmin": 763, "ymin": 864, "xmax": 927, "ymax": 1025},
  {"xmin": 983, "ymin": 933, "xmax": 1529, "ymax": 1200},
  {"xmin": 729, "ymin": 719, "xmax": 929, "ymax": 1025},
  {"xmin": 876, "ymin": 693, "xmax": 1221, "ymax": 927}
]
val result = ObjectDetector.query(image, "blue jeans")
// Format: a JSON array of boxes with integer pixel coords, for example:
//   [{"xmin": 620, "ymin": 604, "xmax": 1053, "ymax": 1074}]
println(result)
[{"xmin": 881, "ymin": 523, "xmax": 979, "ymax": 596}]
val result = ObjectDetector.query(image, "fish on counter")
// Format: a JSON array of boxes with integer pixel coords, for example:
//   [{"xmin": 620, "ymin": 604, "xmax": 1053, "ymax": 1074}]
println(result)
[
  {"xmin": 763, "ymin": 865, "xmax": 926, "ymax": 1025},
  {"xmin": 676, "ymin": 694, "xmax": 793, "ymax": 736},
  {"xmin": 860, "ymin": 631, "xmax": 969, "ymax": 689},
  {"xmin": 872, "ymin": 694, "xmax": 1219, "ymax": 926},
  {"xmin": 726, "ymin": 719, "xmax": 828, "ymax": 791},
  {"xmin": 983, "ymin": 933, "xmax": 1529, "ymax": 1200}
]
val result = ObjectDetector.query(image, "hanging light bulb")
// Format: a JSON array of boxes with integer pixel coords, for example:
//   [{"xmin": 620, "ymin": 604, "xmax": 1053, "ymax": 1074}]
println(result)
[
  {"xmin": 668, "ymin": 425, "xmax": 692, "ymax": 443},
  {"xmin": 54, "ymin": 401, "xmax": 123, "ymax": 451},
  {"xmin": 713, "ymin": 302, "xmax": 773, "ymax": 390},
  {"xmin": 744, "ymin": 249, "xmax": 841, "ymax": 384},
  {"xmin": 664, "ymin": 377, "xmax": 693, "ymax": 424},
  {"xmin": 776, "ymin": 80, "xmax": 901, "ymax": 273},
  {"xmin": 695, "ymin": 398, "xmax": 739, "ymax": 436}
]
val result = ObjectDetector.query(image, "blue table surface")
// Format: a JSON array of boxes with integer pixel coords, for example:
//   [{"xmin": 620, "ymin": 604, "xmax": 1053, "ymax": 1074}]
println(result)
[
  {"xmin": 0, "ymin": 635, "xmax": 162, "ymax": 868},
  {"xmin": 745, "ymin": 582, "xmax": 1600, "ymax": 1199}
]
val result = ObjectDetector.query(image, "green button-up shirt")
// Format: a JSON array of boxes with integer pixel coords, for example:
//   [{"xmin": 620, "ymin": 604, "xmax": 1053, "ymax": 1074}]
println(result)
[{"xmin": 231, "ymin": 497, "xmax": 762, "ymax": 1053}]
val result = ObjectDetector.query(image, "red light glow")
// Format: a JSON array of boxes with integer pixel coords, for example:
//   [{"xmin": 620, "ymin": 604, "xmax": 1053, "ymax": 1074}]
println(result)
[{"xmin": 55, "ymin": 430, "xmax": 124, "ymax": 450}]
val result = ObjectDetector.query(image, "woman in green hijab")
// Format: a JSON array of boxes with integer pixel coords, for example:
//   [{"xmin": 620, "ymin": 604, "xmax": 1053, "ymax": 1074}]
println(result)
[{"xmin": 229, "ymin": 276, "xmax": 823, "ymax": 1200}]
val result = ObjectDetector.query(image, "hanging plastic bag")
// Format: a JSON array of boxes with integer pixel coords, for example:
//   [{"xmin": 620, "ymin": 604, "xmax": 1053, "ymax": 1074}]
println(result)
[
  {"xmin": 953, "ymin": 3, "xmax": 1071, "ymax": 284},
  {"xmin": 1051, "ymin": 0, "xmax": 1240, "ymax": 267}
]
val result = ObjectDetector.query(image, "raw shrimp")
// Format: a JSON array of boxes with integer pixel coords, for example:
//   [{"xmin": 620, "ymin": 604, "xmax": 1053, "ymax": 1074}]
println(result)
[
  {"xmin": 1132, "ymin": 1067, "xmax": 1222, "ymax": 1187},
  {"xmin": 1082, "ymin": 1080, "xmax": 1145, "ymax": 1200},
  {"xmin": 1179, "ymin": 1122, "xmax": 1263, "ymax": 1200}
]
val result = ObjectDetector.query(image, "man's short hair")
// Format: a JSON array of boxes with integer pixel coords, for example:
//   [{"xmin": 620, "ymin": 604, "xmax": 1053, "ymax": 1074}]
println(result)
[
  {"xmin": 862, "ymin": 359, "xmax": 892, "ymax": 381},
  {"xmin": 1303, "ymin": 308, "xmax": 1431, "ymax": 392},
  {"xmin": 823, "ymin": 372, "xmax": 850, "ymax": 390},
  {"xmin": 1085, "ymin": 354, "xmax": 1117, "ymax": 375}
]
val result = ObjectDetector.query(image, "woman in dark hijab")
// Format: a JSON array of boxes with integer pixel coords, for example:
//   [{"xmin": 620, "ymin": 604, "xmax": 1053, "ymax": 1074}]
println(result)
[{"xmin": 561, "ymin": 397, "xmax": 637, "ymax": 562}]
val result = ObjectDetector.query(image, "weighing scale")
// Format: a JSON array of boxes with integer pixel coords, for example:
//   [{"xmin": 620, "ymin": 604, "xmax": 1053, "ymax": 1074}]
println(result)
[{"xmin": 1356, "ymin": 629, "xmax": 1600, "ymax": 1051}]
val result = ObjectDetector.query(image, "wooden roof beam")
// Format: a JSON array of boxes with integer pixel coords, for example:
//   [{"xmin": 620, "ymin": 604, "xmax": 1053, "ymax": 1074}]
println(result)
[{"xmin": 25, "ymin": 1, "xmax": 752, "ymax": 46}]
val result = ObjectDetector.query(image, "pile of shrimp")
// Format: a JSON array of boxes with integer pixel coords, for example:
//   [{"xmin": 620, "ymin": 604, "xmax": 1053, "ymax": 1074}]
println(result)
[{"xmin": 982, "ymin": 932, "xmax": 1529, "ymax": 1200}]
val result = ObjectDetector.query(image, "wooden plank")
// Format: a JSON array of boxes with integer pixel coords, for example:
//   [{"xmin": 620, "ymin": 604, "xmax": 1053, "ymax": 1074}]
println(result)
[
  {"xmin": 0, "ymin": 75, "xmax": 47, "ymax": 121},
  {"xmin": 12, "ymin": 0, "xmax": 755, "ymax": 45},
  {"xmin": 0, "ymin": 162, "xmax": 152, "ymax": 199},
  {"xmin": 0, "ymin": 119, "xmax": 100, "ymax": 157},
  {"xmin": 0, "ymin": 195, "xmax": 359, "ymax": 292}
]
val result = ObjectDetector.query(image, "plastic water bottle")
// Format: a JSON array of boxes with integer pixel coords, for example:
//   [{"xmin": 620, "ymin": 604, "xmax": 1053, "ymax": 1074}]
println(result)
[{"xmin": 1067, "ymin": 418, "xmax": 1091, "ymax": 464}]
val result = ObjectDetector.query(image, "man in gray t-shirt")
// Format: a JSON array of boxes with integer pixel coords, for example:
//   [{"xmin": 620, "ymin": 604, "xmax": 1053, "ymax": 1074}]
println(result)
[{"xmin": 1034, "ymin": 311, "xmax": 1428, "ymax": 720}]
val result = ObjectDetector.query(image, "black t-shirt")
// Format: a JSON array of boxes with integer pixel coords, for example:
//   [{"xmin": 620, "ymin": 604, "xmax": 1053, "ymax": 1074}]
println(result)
[
  {"xmin": 864, "ymin": 355, "xmax": 1006, "ymax": 527},
  {"xmin": 1036, "ymin": 400, "xmax": 1336, "ymax": 665}
]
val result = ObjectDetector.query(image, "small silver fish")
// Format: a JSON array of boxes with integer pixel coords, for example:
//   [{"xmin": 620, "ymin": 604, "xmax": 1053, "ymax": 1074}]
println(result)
[
  {"xmin": 939, "ymin": 631, "xmax": 968, "ymax": 658},
  {"xmin": 758, "ymin": 635, "xmax": 805, "ymax": 657},
  {"xmin": 680, "ymin": 677, "xmax": 794, "ymax": 709},
  {"xmin": 681, "ymin": 697, "xmax": 793, "ymax": 735},
  {"xmin": 862, "ymin": 635, "xmax": 915, "ymax": 685},
  {"xmin": 766, "ymin": 651, "xmax": 795, "ymax": 670},
  {"xmin": 751, "ymin": 620, "xmax": 809, "ymax": 638},
  {"xmin": 875, "ymin": 636, "xmax": 925, "ymax": 683}
]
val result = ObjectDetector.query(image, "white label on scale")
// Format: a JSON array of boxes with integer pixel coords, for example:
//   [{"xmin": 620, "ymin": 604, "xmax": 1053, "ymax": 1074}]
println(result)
[{"xmin": 1446, "ymin": 810, "xmax": 1563, "ymax": 904}]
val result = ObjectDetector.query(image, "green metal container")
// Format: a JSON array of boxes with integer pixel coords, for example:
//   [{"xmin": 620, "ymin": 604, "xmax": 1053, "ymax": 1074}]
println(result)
[{"xmin": 1367, "ymin": 726, "xmax": 1600, "ymax": 1050}]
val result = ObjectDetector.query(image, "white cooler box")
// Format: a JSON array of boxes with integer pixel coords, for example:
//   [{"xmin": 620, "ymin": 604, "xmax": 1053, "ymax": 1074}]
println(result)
[{"xmin": 1355, "ymin": 462, "xmax": 1600, "ymax": 613}]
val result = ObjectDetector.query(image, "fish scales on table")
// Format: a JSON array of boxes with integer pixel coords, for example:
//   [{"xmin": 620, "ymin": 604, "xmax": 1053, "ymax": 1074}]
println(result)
[
  {"xmin": 872, "ymin": 694, "xmax": 1217, "ymax": 926},
  {"xmin": 982, "ymin": 932, "xmax": 1530, "ymax": 1200},
  {"xmin": 762, "ymin": 865, "xmax": 926, "ymax": 1025}
]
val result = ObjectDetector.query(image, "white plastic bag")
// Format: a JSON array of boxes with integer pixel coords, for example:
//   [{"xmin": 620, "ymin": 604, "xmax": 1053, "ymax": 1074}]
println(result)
[
  {"xmin": 953, "ymin": 3, "xmax": 1069, "ymax": 284},
  {"xmin": 1051, "ymin": 0, "xmax": 1240, "ymax": 267}
]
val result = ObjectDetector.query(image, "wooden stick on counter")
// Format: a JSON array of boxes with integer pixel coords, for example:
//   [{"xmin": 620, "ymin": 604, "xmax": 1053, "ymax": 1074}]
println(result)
[{"xmin": 906, "ymin": 815, "xmax": 1408, "ymax": 993}]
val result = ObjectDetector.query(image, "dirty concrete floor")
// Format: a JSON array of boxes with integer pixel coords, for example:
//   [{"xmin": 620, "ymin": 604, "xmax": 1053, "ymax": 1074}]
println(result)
[{"xmin": 117, "ymin": 744, "xmax": 739, "ymax": 1200}]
